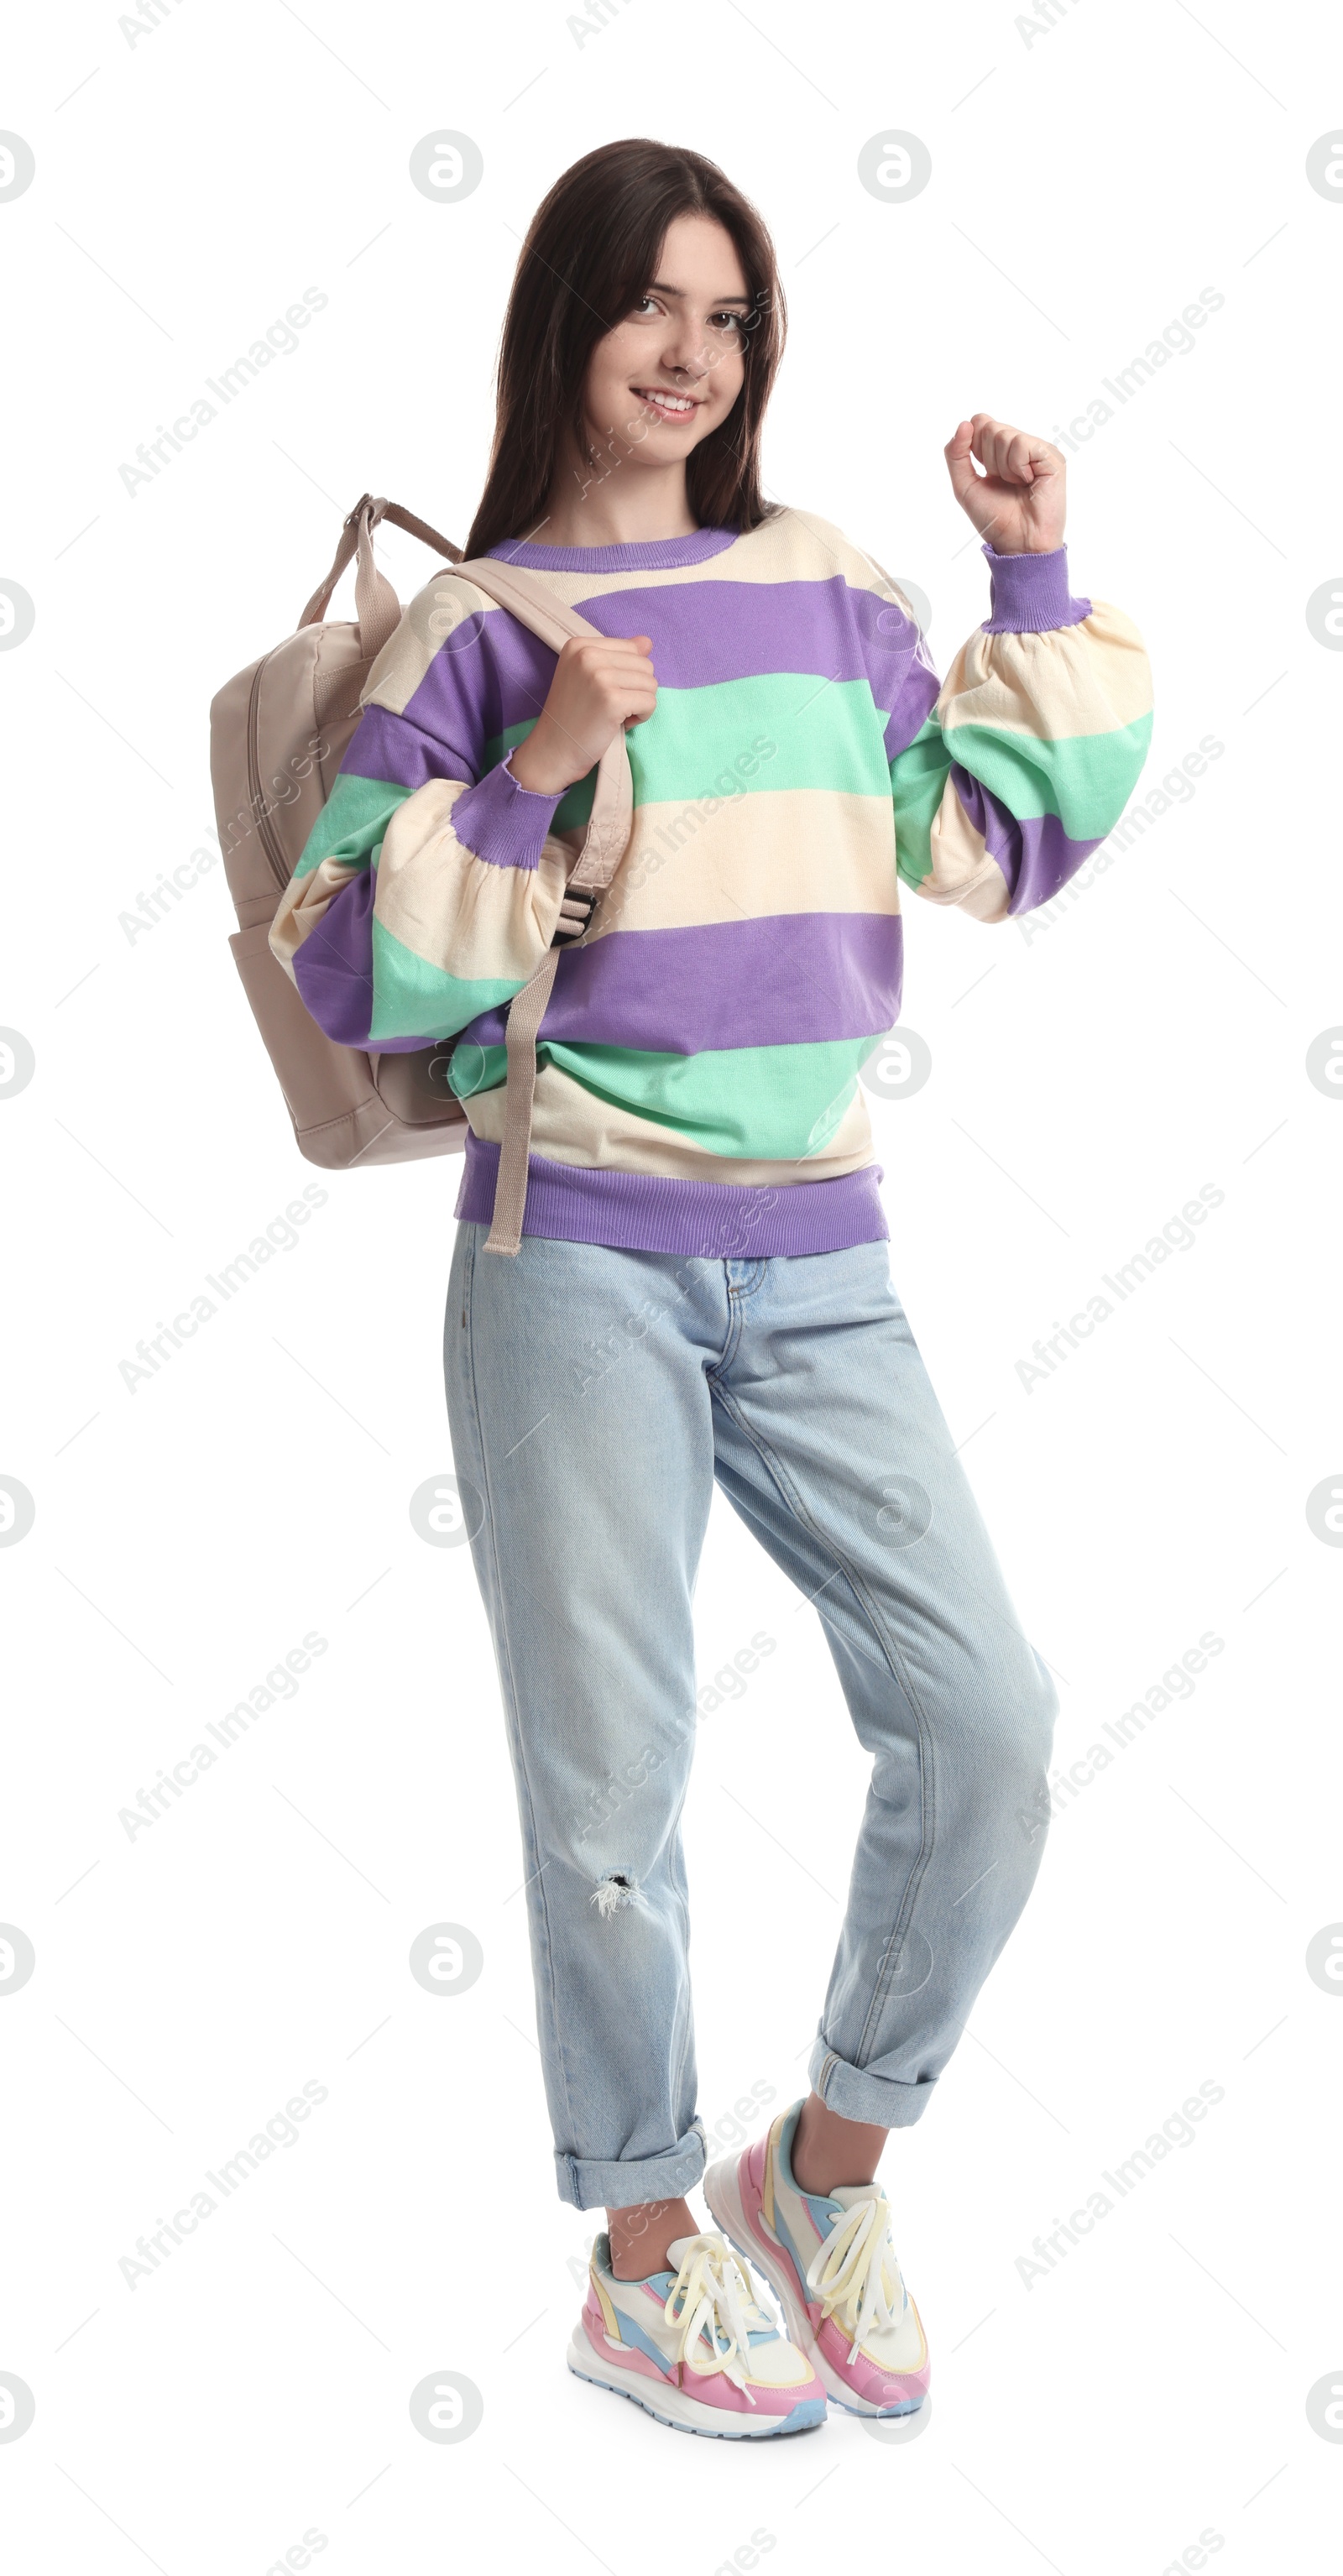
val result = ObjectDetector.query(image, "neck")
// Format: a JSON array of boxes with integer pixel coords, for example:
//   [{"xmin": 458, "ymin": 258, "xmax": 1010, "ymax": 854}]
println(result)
[{"xmin": 531, "ymin": 447, "xmax": 698, "ymax": 550}]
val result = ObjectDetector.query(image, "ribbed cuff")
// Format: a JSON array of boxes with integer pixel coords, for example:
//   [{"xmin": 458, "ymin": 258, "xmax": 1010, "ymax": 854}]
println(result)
[
  {"xmin": 448, "ymin": 750, "xmax": 563, "ymax": 870},
  {"xmin": 981, "ymin": 542, "xmax": 1091, "ymax": 635}
]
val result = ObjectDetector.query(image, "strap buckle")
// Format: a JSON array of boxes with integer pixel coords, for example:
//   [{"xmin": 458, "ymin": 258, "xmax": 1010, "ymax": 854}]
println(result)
[{"xmin": 551, "ymin": 885, "xmax": 597, "ymax": 947}]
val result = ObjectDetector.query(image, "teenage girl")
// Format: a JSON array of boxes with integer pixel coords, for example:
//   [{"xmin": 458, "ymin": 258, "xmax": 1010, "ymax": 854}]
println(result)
[{"xmin": 273, "ymin": 138, "xmax": 1152, "ymax": 2438}]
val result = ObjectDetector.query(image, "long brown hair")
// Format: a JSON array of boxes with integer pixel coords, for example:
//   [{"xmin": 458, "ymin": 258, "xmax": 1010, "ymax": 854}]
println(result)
[{"xmin": 462, "ymin": 139, "xmax": 786, "ymax": 557}]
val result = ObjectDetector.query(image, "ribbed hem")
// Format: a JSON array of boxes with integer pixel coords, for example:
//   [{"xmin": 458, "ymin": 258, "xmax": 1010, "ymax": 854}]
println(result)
[
  {"xmin": 486, "ymin": 527, "xmax": 739, "ymax": 574},
  {"xmin": 981, "ymin": 542, "xmax": 1091, "ymax": 634},
  {"xmin": 454, "ymin": 1133, "xmax": 890, "ymax": 1257},
  {"xmin": 448, "ymin": 753, "xmax": 562, "ymax": 870}
]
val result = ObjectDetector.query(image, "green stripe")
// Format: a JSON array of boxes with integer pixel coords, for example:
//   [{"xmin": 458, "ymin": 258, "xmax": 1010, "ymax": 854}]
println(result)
[
  {"xmin": 484, "ymin": 674, "xmax": 894, "ymax": 819},
  {"xmin": 295, "ymin": 771, "xmax": 410, "ymax": 880},
  {"xmin": 889, "ymin": 718, "xmax": 952, "ymax": 891},
  {"xmin": 942, "ymin": 711, "xmax": 1154, "ymax": 835},
  {"xmin": 523, "ymin": 1035, "xmax": 873, "ymax": 1161},
  {"xmin": 368, "ymin": 919, "xmax": 525, "ymax": 1048}
]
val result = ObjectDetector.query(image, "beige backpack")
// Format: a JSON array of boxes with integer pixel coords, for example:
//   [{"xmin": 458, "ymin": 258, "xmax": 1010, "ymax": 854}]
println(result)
[{"xmin": 208, "ymin": 493, "xmax": 632, "ymax": 1255}]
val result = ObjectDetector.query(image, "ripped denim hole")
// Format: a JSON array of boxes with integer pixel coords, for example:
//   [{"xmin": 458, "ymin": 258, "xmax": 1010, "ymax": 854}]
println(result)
[{"xmin": 591, "ymin": 1873, "xmax": 637, "ymax": 1919}]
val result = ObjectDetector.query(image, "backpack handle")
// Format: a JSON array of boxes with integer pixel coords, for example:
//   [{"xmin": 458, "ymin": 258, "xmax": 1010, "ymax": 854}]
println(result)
[{"xmin": 299, "ymin": 494, "xmax": 462, "ymax": 659}]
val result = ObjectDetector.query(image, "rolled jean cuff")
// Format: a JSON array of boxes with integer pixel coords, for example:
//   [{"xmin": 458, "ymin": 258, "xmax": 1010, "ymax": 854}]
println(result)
[
  {"xmin": 808, "ymin": 2040, "xmax": 937, "ymax": 2131},
  {"xmin": 555, "ymin": 2117, "xmax": 708, "ymax": 2212}
]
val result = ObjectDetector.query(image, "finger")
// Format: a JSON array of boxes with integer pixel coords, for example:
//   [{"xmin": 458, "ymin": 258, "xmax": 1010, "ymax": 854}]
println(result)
[
  {"xmin": 569, "ymin": 635, "xmax": 654, "ymax": 661},
  {"xmin": 976, "ymin": 417, "xmax": 1014, "ymax": 482},
  {"xmin": 597, "ymin": 636, "xmax": 657, "ymax": 670},
  {"xmin": 968, "ymin": 411, "xmax": 1001, "ymax": 471},
  {"xmin": 1020, "ymin": 434, "xmax": 1063, "ymax": 486}
]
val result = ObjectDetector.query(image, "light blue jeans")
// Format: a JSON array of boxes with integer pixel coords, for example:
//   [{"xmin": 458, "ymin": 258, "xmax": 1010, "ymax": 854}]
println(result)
[{"xmin": 444, "ymin": 1228, "xmax": 1057, "ymax": 2212}]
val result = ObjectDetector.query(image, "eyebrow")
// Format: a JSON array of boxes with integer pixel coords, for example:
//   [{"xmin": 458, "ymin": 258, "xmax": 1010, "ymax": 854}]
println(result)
[{"xmin": 644, "ymin": 278, "xmax": 752, "ymax": 309}]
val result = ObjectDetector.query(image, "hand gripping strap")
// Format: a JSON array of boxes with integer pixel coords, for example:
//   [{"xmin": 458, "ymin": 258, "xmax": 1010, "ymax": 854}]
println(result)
[{"xmin": 451, "ymin": 557, "xmax": 635, "ymax": 1257}]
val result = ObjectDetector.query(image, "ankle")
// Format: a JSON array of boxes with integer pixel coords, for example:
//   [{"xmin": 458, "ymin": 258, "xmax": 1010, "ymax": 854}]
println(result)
[
  {"xmin": 789, "ymin": 2092, "xmax": 888, "ymax": 2197},
  {"xmin": 606, "ymin": 2195, "xmax": 698, "ymax": 2280}
]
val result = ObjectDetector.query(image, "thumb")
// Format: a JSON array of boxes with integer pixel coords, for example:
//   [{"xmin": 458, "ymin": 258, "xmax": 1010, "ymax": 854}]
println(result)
[{"xmin": 943, "ymin": 419, "xmax": 980, "ymax": 509}]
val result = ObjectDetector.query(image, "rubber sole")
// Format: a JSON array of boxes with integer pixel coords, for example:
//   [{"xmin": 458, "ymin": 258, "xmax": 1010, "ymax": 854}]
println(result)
[
  {"xmin": 703, "ymin": 2154, "xmax": 928, "ymax": 2421},
  {"xmin": 566, "ymin": 2328, "xmax": 825, "ymax": 2438}
]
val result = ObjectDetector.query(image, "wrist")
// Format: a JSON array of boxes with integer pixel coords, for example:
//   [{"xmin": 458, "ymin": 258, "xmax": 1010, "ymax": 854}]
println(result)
[{"xmin": 508, "ymin": 734, "xmax": 575, "ymax": 798}]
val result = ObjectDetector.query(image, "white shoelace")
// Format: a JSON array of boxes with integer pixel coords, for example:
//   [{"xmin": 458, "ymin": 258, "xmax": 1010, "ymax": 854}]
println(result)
[
  {"xmin": 662, "ymin": 2234, "xmax": 773, "ymax": 2405},
  {"xmin": 803, "ymin": 2193, "xmax": 904, "ymax": 2364}
]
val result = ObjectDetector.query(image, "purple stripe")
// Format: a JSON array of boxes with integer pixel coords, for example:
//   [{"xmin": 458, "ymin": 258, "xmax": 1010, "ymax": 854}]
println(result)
[
  {"xmin": 455, "ymin": 1132, "xmax": 890, "ymax": 1257},
  {"xmin": 462, "ymin": 913, "xmax": 903, "ymax": 1055},
  {"xmin": 507, "ymin": 576, "xmax": 926, "ymax": 704},
  {"xmin": 981, "ymin": 543, "xmax": 1091, "ymax": 635},
  {"xmin": 292, "ymin": 870, "xmax": 374, "ymax": 1047},
  {"xmin": 883, "ymin": 661, "xmax": 939, "ymax": 761},
  {"xmin": 345, "ymin": 580, "xmax": 936, "ymax": 779},
  {"xmin": 951, "ymin": 769, "xmax": 1100, "ymax": 913},
  {"xmin": 342, "ymin": 700, "xmax": 484, "ymax": 792}
]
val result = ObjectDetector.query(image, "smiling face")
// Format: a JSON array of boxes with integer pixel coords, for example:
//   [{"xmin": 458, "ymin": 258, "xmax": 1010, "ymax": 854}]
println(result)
[{"xmin": 578, "ymin": 211, "xmax": 752, "ymax": 473}]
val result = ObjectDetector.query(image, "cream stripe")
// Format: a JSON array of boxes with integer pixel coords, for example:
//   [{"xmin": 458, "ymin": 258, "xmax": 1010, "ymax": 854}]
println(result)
[
  {"xmin": 361, "ymin": 576, "xmax": 492, "ymax": 720},
  {"xmin": 373, "ymin": 780, "xmax": 569, "ymax": 980},
  {"xmin": 270, "ymin": 854, "xmax": 360, "ymax": 975},
  {"xmin": 463, "ymin": 1061, "xmax": 875, "ymax": 1183},
  {"xmin": 912, "ymin": 793, "xmax": 1011, "ymax": 921},
  {"xmin": 937, "ymin": 600, "xmax": 1152, "ymax": 743},
  {"xmin": 586, "ymin": 786, "xmax": 900, "ymax": 941}
]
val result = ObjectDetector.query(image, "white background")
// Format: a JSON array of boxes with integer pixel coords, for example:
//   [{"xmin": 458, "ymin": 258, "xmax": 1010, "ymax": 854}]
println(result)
[{"xmin": 3, "ymin": 3, "xmax": 1340, "ymax": 2570}]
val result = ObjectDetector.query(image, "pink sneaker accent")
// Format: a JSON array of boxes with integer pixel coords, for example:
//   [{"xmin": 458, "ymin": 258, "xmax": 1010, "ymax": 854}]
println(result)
[
  {"xmin": 567, "ymin": 2229, "xmax": 827, "ymax": 2439},
  {"xmin": 704, "ymin": 2103, "xmax": 931, "ymax": 2418}
]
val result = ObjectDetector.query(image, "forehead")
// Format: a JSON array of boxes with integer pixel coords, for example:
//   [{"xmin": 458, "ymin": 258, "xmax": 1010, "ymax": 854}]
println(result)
[{"xmin": 649, "ymin": 211, "xmax": 750, "ymax": 299}]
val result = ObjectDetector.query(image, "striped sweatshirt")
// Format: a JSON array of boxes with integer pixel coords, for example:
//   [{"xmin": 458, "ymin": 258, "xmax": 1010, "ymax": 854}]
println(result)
[{"xmin": 271, "ymin": 509, "xmax": 1152, "ymax": 1255}]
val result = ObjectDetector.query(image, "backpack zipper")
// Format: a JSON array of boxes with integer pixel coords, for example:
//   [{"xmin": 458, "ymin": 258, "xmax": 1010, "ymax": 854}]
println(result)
[{"xmin": 246, "ymin": 651, "xmax": 292, "ymax": 893}]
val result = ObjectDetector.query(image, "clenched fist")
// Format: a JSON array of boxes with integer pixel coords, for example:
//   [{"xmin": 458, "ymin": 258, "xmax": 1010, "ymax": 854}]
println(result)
[
  {"xmin": 510, "ymin": 633, "xmax": 658, "ymax": 796},
  {"xmin": 945, "ymin": 414, "xmax": 1067, "ymax": 555}
]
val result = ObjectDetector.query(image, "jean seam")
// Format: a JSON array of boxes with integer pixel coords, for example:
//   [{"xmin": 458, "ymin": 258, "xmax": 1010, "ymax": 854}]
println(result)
[
  {"xmin": 457, "ymin": 1225, "xmax": 580, "ymax": 2150},
  {"xmin": 708, "ymin": 1377, "xmax": 940, "ymax": 2071},
  {"xmin": 666, "ymin": 1799, "xmax": 699, "ymax": 2145},
  {"xmin": 708, "ymin": 1264, "xmax": 745, "ymax": 1376}
]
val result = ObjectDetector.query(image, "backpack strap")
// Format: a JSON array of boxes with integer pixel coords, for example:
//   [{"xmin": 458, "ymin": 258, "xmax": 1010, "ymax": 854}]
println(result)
[
  {"xmin": 299, "ymin": 513, "xmax": 636, "ymax": 1255},
  {"xmin": 451, "ymin": 557, "xmax": 636, "ymax": 1258}
]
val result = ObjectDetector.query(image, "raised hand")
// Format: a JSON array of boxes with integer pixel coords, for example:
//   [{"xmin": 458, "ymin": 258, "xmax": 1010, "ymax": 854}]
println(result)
[
  {"xmin": 944, "ymin": 414, "xmax": 1066, "ymax": 556},
  {"xmin": 510, "ymin": 634, "xmax": 658, "ymax": 796}
]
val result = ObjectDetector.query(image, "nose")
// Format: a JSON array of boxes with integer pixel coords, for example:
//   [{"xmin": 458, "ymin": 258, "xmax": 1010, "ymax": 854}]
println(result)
[{"xmin": 657, "ymin": 310, "xmax": 713, "ymax": 384}]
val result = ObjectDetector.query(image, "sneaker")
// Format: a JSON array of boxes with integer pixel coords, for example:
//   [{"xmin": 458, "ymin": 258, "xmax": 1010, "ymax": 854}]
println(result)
[
  {"xmin": 704, "ymin": 2100, "xmax": 930, "ymax": 2417},
  {"xmin": 567, "ymin": 2227, "xmax": 827, "ymax": 2438}
]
